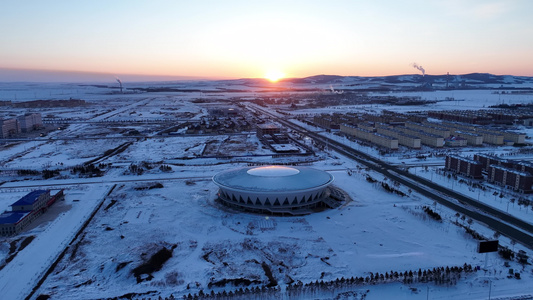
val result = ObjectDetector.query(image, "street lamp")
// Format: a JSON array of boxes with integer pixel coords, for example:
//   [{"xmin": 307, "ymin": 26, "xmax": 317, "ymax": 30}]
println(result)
[{"xmin": 488, "ymin": 279, "xmax": 492, "ymax": 300}]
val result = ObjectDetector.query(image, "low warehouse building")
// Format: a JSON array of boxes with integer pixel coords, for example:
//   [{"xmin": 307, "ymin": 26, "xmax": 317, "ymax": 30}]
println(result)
[{"xmin": 0, "ymin": 190, "xmax": 64, "ymax": 236}]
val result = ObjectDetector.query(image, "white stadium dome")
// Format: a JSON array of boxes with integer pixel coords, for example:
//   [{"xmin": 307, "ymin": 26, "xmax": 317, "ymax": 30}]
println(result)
[{"xmin": 212, "ymin": 165, "xmax": 334, "ymax": 214}]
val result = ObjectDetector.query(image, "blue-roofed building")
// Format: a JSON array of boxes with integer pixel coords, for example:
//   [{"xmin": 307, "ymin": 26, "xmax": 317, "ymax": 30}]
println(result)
[
  {"xmin": 0, "ymin": 189, "xmax": 63, "ymax": 236},
  {"xmin": 11, "ymin": 190, "xmax": 50, "ymax": 212},
  {"xmin": 0, "ymin": 211, "xmax": 31, "ymax": 235}
]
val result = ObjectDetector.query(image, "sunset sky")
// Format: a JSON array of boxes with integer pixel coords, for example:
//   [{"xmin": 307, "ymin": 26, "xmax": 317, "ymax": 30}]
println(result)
[{"xmin": 1, "ymin": 0, "xmax": 533, "ymax": 80}]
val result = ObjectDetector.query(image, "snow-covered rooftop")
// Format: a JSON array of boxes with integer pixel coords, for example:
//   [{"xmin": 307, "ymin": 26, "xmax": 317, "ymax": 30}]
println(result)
[
  {"xmin": 0, "ymin": 211, "xmax": 30, "ymax": 224},
  {"xmin": 246, "ymin": 165, "xmax": 300, "ymax": 177},
  {"xmin": 213, "ymin": 166, "xmax": 334, "ymax": 192},
  {"xmin": 11, "ymin": 190, "xmax": 48, "ymax": 207}
]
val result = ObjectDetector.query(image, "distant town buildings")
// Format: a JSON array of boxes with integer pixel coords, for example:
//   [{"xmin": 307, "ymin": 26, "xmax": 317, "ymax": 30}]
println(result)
[
  {"xmin": 428, "ymin": 109, "xmax": 533, "ymax": 126},
  {"xmin": 487, "ymin": 165, "xmax": 533, "ymax": 193},
  {"xmin": 0, "ymin": 112, "xmax": 42, "ymax": 138},
  {"xmin": 256, "ymin": 123, "xmax": 300, "ymax": 153},
  {"xmin": 6, "ymin": 99, "xmax": 86, "ymax": 108},
  {"xmin": 208, "ymin": 107, "xmax": 240, "ymax": 117},
  {"xmin": 445, "ymin": 154, "xmax": 483, "ymax": 179},
  {"xmin": 340, "ymin": 124, "xmax": 399, "ymax": 150},
  {"xmin": 444, "ymin": 136, "xmax": 468, "ymax": 147},
  {"xmin": 256, "ymin": 123, "xmax": 281, "ymax": 137},
  {"xmin": 18, "ymin": 113, "xmax": 43, "ymax": 132},
  {"xmin": 375, "ymin": 125, "xmax": 421, "ymax": 149},
  {"xmin": 446, "ymin": 154, "xmax": 533, "ymax": 193},
  {"xmin": 0, "ymin": 118, "xmax": 19, "ymax": 138},
  {"xmin": 311, "ymin": 111, "xmax": 527, "ymax": 150},
  {"xmin": 182, "ymin": 108, "xmax": 251, "ymax": 135},
  {"xmin": 474, "ymin": 153, "xmax": 514, "ymax": 171}
]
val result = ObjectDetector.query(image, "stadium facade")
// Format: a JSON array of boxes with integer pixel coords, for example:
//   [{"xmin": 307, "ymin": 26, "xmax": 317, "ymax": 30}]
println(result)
[{"xmin": 212, "ymin": 165, "xmax": 334, "ymax": 215}]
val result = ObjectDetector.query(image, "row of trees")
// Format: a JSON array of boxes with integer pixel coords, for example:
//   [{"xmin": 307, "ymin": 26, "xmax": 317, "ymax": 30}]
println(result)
[
  {"xmin": 181, "ymin": 264, "xmax": 475, "ymax": 300},
  {"xmin": 365, "ymin": 175, "xmax": 407, "ymax": 197},
  {"xmin": 422, "ymin": 206, "xmax": 442, "ymax": 221},
  {"xmin": 71, "ymin": 163, "xmax": 105, "ymax": 177},
  {"xmin": 16, "ymin": 161, "xmax": 174, "ymax": 179},
  {"xmin": 17, "ymin": 163, "xmax": 108, "ymax": 179},
  {"xmin": 127, "ymin": 161, "xmax": 173, "ymax": 175}
]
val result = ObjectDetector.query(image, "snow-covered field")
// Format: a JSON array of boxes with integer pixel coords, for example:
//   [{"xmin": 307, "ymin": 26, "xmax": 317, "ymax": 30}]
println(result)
[
  {"xmin": 285, "ymin": 88, "xmax": 533, "ymax": 120},
  {"xmin": 0, "ymin": 80, "xmax": 532, "ymax": 299},
  {"xmin": 15, "ymin": 165, "xmax": 527, "ymax": 300},
  {"xmin": 0, "ymin": 185, "xmax": 111, "ymax": 300}
]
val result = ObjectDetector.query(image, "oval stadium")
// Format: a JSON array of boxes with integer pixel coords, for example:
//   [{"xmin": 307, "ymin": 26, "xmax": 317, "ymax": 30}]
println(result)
[{"xmin": 212, "ymin": 165, "xmax": 337, "ymax": 215}]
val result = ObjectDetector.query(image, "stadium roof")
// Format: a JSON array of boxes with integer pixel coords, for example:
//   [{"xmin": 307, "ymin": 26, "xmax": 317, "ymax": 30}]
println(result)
[{"xmin": 213, "ymin": 166, "xmax": 333, "ymax": 192}]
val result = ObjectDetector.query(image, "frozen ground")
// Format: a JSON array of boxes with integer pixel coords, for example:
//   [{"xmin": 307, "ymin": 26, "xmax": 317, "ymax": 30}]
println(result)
[
  {"xmin": 287, "ymin": 89, "xmax": 533, "ymax": 116},
  {"xmin": 0, "ymin": 185, "xmax": 111, "ymax": 300},
  {"xmin": 6, "ymin": 158, "xmax": 528, "ymax": 300},
  {"xmin": 0, "ymin": 81, "xmax": 532, "ymax": 299},
  {"xmin": 412, "ymin": 166, "xmax": 533, "ymax": 225},
  {"xmin": 0, "ymin": 139, "xmax": 124, "ymax": 169}
]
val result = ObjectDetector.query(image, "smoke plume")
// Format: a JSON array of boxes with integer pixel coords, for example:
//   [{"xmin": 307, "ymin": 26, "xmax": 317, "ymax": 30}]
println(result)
[
  {"xmin": 115, "ymin": 76, "xmax": 123, "ymax": 93},
  {"xmin": 411, "ymin": 63, "xmax": 425, "ymax": 76},
  {"xmin": 330, "ymin": 85, "xmax": 344, "ymax": 94}
]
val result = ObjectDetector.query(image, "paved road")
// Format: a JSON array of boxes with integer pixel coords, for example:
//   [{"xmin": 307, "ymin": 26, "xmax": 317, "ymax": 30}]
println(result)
[
  {"xmin": 251, "ymin": 105, "xmax": 533, "ymax": 249},
  {"xmin": 324, "ymin": 136, "xmax": 533, "ymax": 249},
  {"xmin": 0, "ymin": 175, "xmax": 213, "ymax": 189},
  {"xmin": 0, "ymin": 132, "xmax": 254, "ymax": 142}
]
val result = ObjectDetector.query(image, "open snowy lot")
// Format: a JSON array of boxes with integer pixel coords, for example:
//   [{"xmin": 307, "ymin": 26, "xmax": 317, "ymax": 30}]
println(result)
[
  {"xmin": 23, "ymin": 163, "xmax": 532, "ymax": 300},
  {"xmin": 0, "ymin": 81, "xmax": 532, "ymax": 299},
  {"xmin": 1, "ymin": 139, "xmax": 125, "ymax": 169},
  {"xmin": 0, "ymin": 185, "xmax": 112, "ymax": 300}
]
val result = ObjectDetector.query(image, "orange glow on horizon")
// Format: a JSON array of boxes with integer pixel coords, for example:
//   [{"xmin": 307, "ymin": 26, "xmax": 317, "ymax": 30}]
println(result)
[{"xmin": 264, "ymin": 70, "xmax": 285, "ymax": 82}]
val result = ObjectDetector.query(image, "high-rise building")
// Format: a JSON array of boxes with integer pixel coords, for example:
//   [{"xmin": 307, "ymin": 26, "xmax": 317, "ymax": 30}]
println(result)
[
  {"xmin": 0, "ymin": 118, "xmax": 20, "ymax": 138},
  {"xmin": 17, "ymin": 113, "xmax": 42, "ymax": 132}
]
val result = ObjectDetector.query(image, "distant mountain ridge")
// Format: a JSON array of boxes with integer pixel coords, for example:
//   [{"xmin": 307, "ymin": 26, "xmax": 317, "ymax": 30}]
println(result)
[
  {"xmin": 223, "ymin": 73, "xmax": 533, "ymax": 92},
  {"xmin": 1, "ymin": 68, "xmax": 533, "ymax": 88},
  {"xmin": 281, "ymin": 73, "xmax": 533, "ymax": 85}
]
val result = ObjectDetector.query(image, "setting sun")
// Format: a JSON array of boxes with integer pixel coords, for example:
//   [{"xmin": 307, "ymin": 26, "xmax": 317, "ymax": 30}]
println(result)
[{"xmin": 264, "ymin": 70, "xmax": 285, "ymax": 82}]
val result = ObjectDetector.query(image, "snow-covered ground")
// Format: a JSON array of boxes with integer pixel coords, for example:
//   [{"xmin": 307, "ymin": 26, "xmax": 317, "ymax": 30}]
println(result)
[
  {"xmin": 9, "ymin": 157, "xmax": 530, "ymax": 300},
  {"xmin": 413, "ymin": 166, "xmax": 533, "ymax": 225},
  {"xmin": 0, "ymin": 81, "xmax": 532, "ymax": 299},
  {"xmin": 0, "ymin": 185, "xmax": 111, "ymax": 300}
]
